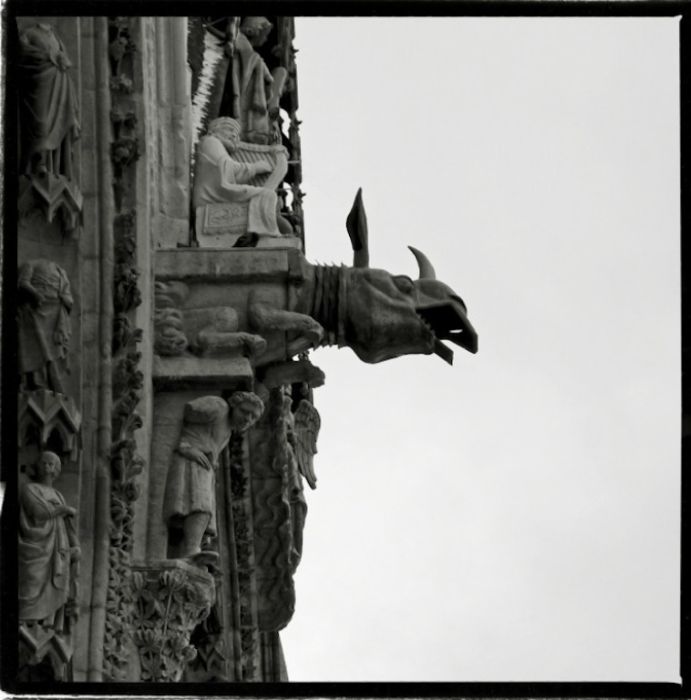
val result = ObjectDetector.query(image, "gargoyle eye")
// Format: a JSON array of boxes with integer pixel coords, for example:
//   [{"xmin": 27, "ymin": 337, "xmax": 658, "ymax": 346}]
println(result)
[{"xmin": 393, "ymin": 275, "xmax": 415, "ymax": 294}]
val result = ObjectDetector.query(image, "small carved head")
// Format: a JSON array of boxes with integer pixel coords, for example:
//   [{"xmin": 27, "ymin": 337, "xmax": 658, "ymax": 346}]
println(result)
[
  {"xmin": 208, "ymin": 117, "xmax": 242, "ymax": 152},
  {"xmin": 33, "ymin": 451, "xmax": 62, "ymax": 482},
  {"xmin": 228, "ymin": 392, "xmax": 264, "ymax": 434},
  {"xmin": 240, "ymin": 17, "xmax": 272, "ymax": 46}
]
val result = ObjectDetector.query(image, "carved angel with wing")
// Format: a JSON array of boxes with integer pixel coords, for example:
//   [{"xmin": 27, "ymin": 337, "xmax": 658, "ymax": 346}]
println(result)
[
  {"xmin": 282, "ymin": 394, "xmax": 321, "ymax": 572},
  {"xmin": 291, "ymin": 399, "xmax": 320, "ymax": 491}
]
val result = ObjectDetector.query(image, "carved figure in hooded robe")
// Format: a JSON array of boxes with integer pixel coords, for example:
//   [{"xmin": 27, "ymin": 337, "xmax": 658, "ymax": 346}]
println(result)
[
  {"xmin": 17, "ymin": 23, "xmax": 80, "ymax": 180},
  {"xmin": 231, "ymin": 17, "xmax": 287, "ymax": 145},
  {"xmin": 19, "ymin": 451, "xmax": 80, "ymax": 632},
  {"xmin": 164, "ymin": 393, "xmax": 264, "ymax": 560},
  {"xmin": 18, "ymin": 259, "xmax": 73, "ymax": 394}
]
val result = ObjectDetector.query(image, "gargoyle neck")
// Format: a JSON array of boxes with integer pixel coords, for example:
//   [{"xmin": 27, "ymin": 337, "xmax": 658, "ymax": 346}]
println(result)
[{"xmin": 308, "ymin": 264, "xmax": 349, "ymax": 348}]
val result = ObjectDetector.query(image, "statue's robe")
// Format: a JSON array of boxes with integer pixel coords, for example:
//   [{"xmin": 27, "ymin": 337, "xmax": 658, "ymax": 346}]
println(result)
[
  {"xmin": 17, "ymin": 23, "xmax": 80, "ymax": 175},
  {"xmin": 193, "ymin": 135, "xmax": 279, "ymax": 235},
  {"xmin": 19, "ymin": 482, "xmax": 72, "ymax": 626},
  {"xmin": 231, "ymin": 32, "xmax": 273, "ymax": 144},
  {"xmin": 163, "ymin": 416, "xmax": 232, "ymax": 539},
  {"xmin": 18, "ymin": 260, "xmax": 72, "ymax": 377}
]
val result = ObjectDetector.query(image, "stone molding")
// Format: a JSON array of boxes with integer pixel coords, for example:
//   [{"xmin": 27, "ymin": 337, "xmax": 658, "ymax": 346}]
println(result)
[{"xmin": 102, "ymin": 16, "xmax": 145, "ymax": 682}]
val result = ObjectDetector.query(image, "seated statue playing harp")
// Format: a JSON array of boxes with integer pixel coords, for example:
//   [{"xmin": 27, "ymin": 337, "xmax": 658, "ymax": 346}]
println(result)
[{"xmin": 193, "ymin": 117, "xmax": 292, "ymax": 242}]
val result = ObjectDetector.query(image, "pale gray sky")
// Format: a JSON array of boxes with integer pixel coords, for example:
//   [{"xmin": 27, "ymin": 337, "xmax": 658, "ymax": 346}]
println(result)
[{"xmin": 280, "ymin": 17, "xmax": 680, "ymax": 682}]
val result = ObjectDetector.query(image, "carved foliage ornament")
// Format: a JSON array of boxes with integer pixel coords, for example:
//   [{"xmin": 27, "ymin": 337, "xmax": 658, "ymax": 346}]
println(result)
[
  {"xmin": 227, "ymin": 431, "xmax": 260, "ymax": 680},
  {"xmin": 103, "ymin": 16, "xmax": 145, "ymax": 681},
  {"xmin": 132, "ymin": 567, "xmax": 214, "ymax": 682}
]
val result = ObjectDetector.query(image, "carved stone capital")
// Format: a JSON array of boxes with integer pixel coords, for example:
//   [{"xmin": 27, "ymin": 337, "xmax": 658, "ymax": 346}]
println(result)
[{"xmin": 131, "ymin": 561, "xmax": 215, "ymax": 682}]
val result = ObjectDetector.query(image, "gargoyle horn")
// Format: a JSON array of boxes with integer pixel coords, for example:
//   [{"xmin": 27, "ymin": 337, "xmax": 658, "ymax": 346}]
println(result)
[
  {"xmin": 346, "ymin": 187, "xmax": 370, "ymax": 268},
  {"xmin": 408, "ymin": 246, "xmax": 437, "ymax": 280}
]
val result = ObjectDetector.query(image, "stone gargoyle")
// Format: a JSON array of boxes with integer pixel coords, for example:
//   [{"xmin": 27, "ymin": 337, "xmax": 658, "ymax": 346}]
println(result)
[{"xmin": 247, "ymin": 188, "xmax": 478, "ymax": 367}]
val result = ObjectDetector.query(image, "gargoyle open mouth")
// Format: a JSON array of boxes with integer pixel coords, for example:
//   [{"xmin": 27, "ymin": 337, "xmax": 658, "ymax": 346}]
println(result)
[
  {"xmin": 416, "ymin": 300, "xmax": 478, "ymax": 365},
  {"xmin": 408, "ymin": 245, "xmax": 478, "ymax": 365}
]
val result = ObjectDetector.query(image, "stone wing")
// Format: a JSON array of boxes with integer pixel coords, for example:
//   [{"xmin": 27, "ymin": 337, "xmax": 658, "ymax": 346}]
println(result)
[{"xmin": 293, "ymin": 399, "xmax": 321, "ymax": 490}]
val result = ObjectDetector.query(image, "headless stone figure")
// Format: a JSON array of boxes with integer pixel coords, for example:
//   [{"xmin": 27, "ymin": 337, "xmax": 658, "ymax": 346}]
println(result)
[{"xmin": 164, "ymin": 393, "xmax": 263, "ymax": 563}]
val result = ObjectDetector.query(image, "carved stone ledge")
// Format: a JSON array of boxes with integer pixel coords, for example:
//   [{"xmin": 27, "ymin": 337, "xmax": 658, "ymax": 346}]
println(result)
[
  {"xmin": 153, "ymin": 355, "xmax": 254, "ymax": 391},
  {"xmin": 131, "ymin": 560, "xmax": 216, "ymax": 682},
  {"xmin": 195, "ymin": 204, "xmax": 302, "ymax": 251},
  {"xmin": 155, "ymin": 248, "xmax": 305, "ymax": 284}
]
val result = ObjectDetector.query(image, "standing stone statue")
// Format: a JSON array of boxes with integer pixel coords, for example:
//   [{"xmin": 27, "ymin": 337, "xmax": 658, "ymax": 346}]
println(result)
[
  {"xmin": 17, "ymin": 23, "xmax": 81, "ymax": 180},
  {"xmin": 231, "ymin": 17, "xmax": 287, "ymax": 145},
  {"xmin": 164, "ymin": 393, "xmax": 264, "ymax": 562},
  {"xmin": 193, "ymin": 117, "xmax": 282, "ymax": 236},
  {"xmin": 19, "ymin": 451, "xmax": 81, "ymax": 632},
  {"xmin": 18, "ymin": 259, "xmax": 74, "ymax": 394}
]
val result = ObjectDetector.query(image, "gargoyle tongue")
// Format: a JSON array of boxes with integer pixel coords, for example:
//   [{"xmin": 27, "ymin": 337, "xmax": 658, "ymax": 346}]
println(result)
[{"xmin": 433, "ymin": 338, "xmax": 454, "ymax": 365}]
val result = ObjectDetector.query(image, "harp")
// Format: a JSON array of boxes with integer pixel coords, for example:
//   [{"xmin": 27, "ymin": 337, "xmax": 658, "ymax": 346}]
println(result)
[
  {"xmin": 195, "ymin": 141, "xmax": 289, "ymax": 244},
  {"xmin": 233, "ymin": 141, "xmax": 288, "ymax": 189}
]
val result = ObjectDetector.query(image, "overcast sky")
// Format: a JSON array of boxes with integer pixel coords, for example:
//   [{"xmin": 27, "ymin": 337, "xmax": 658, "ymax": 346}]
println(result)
[{"xmin": 278, "ymin": 17, "xmax": 681, "ymax": 682}]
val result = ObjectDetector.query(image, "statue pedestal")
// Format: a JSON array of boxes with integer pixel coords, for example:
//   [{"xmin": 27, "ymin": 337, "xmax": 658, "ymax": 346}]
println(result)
[
  {"xmin": 130, "ymin": 559, "xmax": 216, "ymax": 682},
  {"xmin": 18, "ymin": 390, "xmax": 82, "ymax": 463},
  {"xmin": 19, "ymin": 621, "xmax": 73, "ymax": 681},
  {"xmin": 195, "ymin": 204, "xmax": 302, "ymax": 250},
  {"xmin": 19, "ymin": 173, "xmax": 83, "ymax": 234}
]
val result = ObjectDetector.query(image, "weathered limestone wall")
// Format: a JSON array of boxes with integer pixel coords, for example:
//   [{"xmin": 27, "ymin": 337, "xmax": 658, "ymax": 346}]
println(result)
[
  {"xmin": 140, "ymin": 17, "xmax": 192, "ymax": 250},
  {"xmin": 16, "ymin": 14, "xmax": 84, "ymax": 516},
  {"xmin": 14, "ymin": 14, "xmax": 326, "ymax": 685},
  {"xmin": 72, "ymin": 19, "xmax": 114, "ymax": 681},
  {"xmin": 15, "ymin": 16, "xmax": 115, "ymax": 682}
]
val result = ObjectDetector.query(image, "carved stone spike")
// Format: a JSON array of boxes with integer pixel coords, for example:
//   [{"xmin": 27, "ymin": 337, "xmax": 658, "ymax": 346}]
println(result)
[
  {"xmin": 18, "ymin": 260, "xmax": 74, "ymax": 394},
  {"xmin": 19, "ymin": 452, "xmax": 80, "ymax": 678},
  {"xmin": 131, "ymin": 562, "xmax": 215, "ymax": 682}
]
